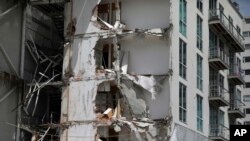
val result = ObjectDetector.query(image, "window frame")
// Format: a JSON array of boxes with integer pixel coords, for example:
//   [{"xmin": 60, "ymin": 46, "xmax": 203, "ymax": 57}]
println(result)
[
  {"xmin": 244, "ymin": 95, "xmax": 250, "ymax": 102},
  {"xmin": 179, "ymin": 82, "xmax": 187, "ymax": 123},
  {"xmin": 179, "ymin": 0, "xmax": 187, "ymax": 36},
  {"xmin": 197, "ymin": 95, "xmax": 203, "ymax": 132},
  {"xmin": 179, "ymin": 39, "xmax": 187, "ymax": 79},
  {"xmin": 197, "ymin": 54, "xmax": 203, "ymax": 91},
  {"xmin": 245, "ymin": 82, "xmax": 250, "ymax": 88},
  {"xmin": 197, "ymin": 0, "xmax": 203, "ymax": 13},
  {"xmin": 245, "ymin": 69, "xmax": 250, "ymax": 75},
  {"xmin": 245, "ymin": 44, "xmax": 250, "ymax": 49},
  {"xmin": 197, "ymin": 15, "xmax": 203, "ymax": 51}
]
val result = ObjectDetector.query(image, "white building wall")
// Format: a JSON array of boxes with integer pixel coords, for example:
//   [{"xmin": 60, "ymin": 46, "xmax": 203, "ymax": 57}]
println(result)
[
  {"xmin": 169, "ymin": 0, "xmax": 210, "ymax": 137},
  {"xmin": 243, "ymin": 20, "xmax": 250, "ymax": 123}
]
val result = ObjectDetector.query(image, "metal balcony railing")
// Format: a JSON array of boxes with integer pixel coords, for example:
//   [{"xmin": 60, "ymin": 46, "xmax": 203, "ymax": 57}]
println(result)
[
  {"xmin": 229, "ymin": 64, "xmax": 244, "ymax": 78},
  {"xmin": 210, "ymin": 124, "xmax": 229, "ymax": 140},
  {"xmin": 209, "ymin": 85, "xmax": 229, "ymax": 102},
  {"xmin": 229, "ymin": 99, "xmax": 245, "ymax": 114},
  {"xmin": 209, "ymin": 9, "xmax": 244, "ymax": 48},
  {"xmin": 209, "ymin": 46, "xmax": 229, "ymax": 66}
]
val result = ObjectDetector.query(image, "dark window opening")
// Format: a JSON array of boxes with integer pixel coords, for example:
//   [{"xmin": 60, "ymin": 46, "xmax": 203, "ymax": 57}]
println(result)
[
  {"xmin": 246, "ymin": 82, "xmax": 250, "ymax": 88},
  {"xmin": 245, "ymin": 69, "xmax": 250, "ymax": 75}
]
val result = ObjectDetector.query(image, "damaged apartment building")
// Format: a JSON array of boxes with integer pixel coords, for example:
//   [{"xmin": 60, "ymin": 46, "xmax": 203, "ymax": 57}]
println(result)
[{"xmin": 0, "ymin": 0, "xmax": 246, "ymax": 141}]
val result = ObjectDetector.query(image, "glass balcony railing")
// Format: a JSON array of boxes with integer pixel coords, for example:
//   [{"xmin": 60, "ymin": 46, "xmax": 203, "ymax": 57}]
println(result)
[
  {"xmin": 228, "ymin": 64, "xmax": 244, "ymax": 85},
  {"xmin": 210, "ymin": 124, "xmax": 229, "ymax": 141},
  {"xmin": 209, "ymin": 9, "xmax": 244, "ymax": 51},
  {"xmin": 209, "ymin": 85, "xmax": 229, "ymax": 105},
  {"xmin": 209, "ymin": 46, "xmax": 229, "ymax": 69},
  {"xmin": 228, "ymin": 99, "xmax": 245, "ymax": 118}
]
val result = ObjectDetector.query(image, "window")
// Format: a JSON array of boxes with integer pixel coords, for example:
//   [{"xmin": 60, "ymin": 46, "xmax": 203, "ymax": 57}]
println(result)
[
  {"xmin": 197, "ymin": 15, "xmax": 203, "ymax": 51},
  {"xmin": 244, "ymin": 121, "xmax": 250, "ymax": 125},
  {"xmin": 244, "ymin": 57, "xmax": 250, "ymax": 62},
  {"xmin": 219, "ymin": 110, "xmax": 225, "ymax": 126},
  {"xmin": 243, "ymin": 31, "xmax": 250, "ymax": 37},
  {"xmin": 236, "ymin": 89, "xmax": 242, "ymax": 108},
  {"xmin": 245, "ymin": 108, "xmax": 250, "ymax": 114},
  {"xmin": 179, "ymin": 39, "xmax": 187, "ymax": 79},
  {"xmin": 209, "ymin": 0, "xmax": 217, "ymax": 10},
  {"xmin": 245, "ymin": 82, "xmax": 250, "ymax": 88},
  {"xmin": 98, "ymin": 3, "xmax": 121, "ymax": 25},
  {"xmin": 244, "ymin": 95, "xmax": 250, "ymax": 102},
  {"xmin": 197, "ymin": 54, "xmax": 203, "ymax": 91},
  {"xmin": 179, "ymin": 0, "xmax": 187, "ymax": 36},
  {"xmin": 197, "ymin": 95, "xmax": 203, "ymax": 132},
  {"xmin": 197, "ymin": 0, "xmax": 203, "ymax": 12},
  {"xmin": 245, "ymin": 44, "xmax": 250, "ymax": 49},
  {"xmin": 245, "ymin": 69, "xmax": 250, "ymax": 75},
  {"xmin": 179, "ymin": 83, "xmax": 187, "ymax": 123}
]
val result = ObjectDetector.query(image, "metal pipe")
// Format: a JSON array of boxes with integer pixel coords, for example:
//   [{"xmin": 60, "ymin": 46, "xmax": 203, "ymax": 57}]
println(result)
[
  {"xmin": 0, "ymin": 4, "xmax": 18, "ymax": 19},
  {"xmin": 0, "ymin": 87, "xmax": 17, "ymax": 104}
]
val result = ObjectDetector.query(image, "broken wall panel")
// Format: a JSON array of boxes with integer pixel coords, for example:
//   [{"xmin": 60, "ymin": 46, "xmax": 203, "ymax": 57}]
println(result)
[
  {"xmin": 70, "ymin": 0, "xmax": 100, "ymax": 35},
  {"xmin": 70, "ymin": 37, "xmax": 99, "ymax": 78},
  {"xmin": 121, "ymin": 0, "xmax": 171, "ymax": 30},
  {"xmin": 121, "ymin": 36, "xmax": 170, "ymax": 75},
  {"xmin": 143, "ymin": 77, "xmax": 171, "ymax": 119}
]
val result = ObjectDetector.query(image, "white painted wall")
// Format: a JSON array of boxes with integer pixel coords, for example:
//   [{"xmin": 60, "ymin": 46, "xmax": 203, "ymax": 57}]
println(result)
[
  {"xmin": 121, "ymin": 0, "xmax": 170, "ymax": 30},
  {"xmin": 121, "ymin": 36, "xmax": 170, "ymax": 75},
  {"xmin": 169, "ymin": 0, "xmax": 210, "ymax": 137},
  {"xmin": 242, "ymin": 21, "xmax": 250, "ymax": 123}
]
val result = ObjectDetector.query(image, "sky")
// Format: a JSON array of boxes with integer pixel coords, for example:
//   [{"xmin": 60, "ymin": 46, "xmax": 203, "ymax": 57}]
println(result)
[{"xmin": 237, "ymin": 0, "xmax": 250, "ymax": 17}]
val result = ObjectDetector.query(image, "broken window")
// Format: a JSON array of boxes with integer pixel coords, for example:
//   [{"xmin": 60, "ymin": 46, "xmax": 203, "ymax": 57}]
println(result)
[
  {"xmin": 96, "ymin": 43, "xmax": 115, "ymax": 70},
  {"xmin": 98, "ymin": 2, "xmax": 121, "ymax": 28},
  {"xmin": 95, "ymin": 82, "xmax": 119, "ymax": 114}
]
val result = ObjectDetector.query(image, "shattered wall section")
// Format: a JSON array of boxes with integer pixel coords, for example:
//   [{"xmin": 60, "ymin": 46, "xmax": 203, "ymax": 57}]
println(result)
[{"xmin": 62, "ymin": 0, "xmax": 172, "ymax": 140}]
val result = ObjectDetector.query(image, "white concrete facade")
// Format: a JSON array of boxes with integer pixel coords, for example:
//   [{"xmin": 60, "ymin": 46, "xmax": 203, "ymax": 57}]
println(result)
[{"xmin": 243, "ymin": 18, "xmax": 250, "ymax": 124}]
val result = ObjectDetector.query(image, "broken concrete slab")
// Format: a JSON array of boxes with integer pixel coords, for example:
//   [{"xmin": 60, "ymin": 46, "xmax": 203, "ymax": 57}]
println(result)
[{"xmin": 120, "ymin": 81, "xmax": 146, "ymax": 116}]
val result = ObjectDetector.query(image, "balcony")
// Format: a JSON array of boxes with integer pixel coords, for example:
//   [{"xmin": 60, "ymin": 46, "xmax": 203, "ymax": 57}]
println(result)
[
  {"xmin": 209, "ymin": 9, "xmax": 244, "ymax": 52},
  {"xmin": 210, "ymin": 124, "xmax": 229, "ymax": 141},
  {"xmin": 228, "ymin": 99, "xmax": 245, "ymax": 118},
  {"xmin": 228, "ymin": 64, "xmax": 244, "ymax": 85},
  {"xmin": 209, "ymin": 46, "xmax": 229, "ymax": 70},
  {"xmin": 209, "ymin": 85, "xmax": 229, "ymax": 107}
]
